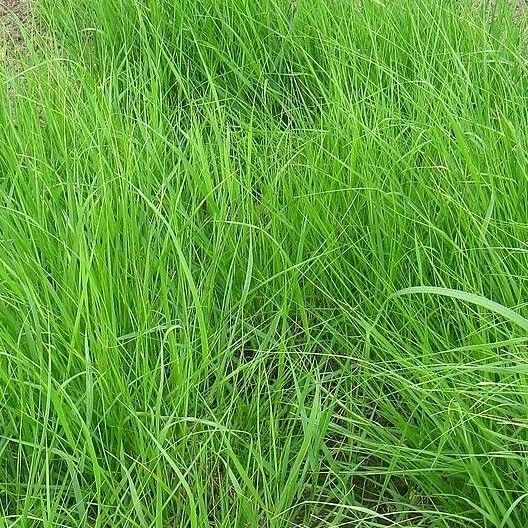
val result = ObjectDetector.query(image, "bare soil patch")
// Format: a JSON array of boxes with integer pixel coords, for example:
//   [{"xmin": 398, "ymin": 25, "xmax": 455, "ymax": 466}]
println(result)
[
  {"xmin": 0, "ymin": 0, "xmax": 28, "ymax": 21},
  {"xmin": 1, "ymin": 0, "xmax": 29, "ymax": 50}
]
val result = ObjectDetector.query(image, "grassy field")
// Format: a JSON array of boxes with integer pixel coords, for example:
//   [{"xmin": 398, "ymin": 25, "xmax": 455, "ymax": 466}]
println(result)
[{"xmin": 1, "ymin": 0, "xmax": 528, "ymax": 526}]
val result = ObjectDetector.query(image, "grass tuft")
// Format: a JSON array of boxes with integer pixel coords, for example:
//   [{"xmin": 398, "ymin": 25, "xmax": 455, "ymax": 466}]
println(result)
[{"xmin": 1, "ymin": 0, "xmax": 528, "ymax": 526}]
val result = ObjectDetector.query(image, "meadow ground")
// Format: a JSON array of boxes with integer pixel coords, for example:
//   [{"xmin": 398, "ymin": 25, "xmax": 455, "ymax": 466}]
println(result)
[
  {"xmin": 0, "ymin": 0, "xmax": 28, "ymax": 47},
  {"xmin": 1, "ymin": 0, "xmax": 528, "ymax": 526}
]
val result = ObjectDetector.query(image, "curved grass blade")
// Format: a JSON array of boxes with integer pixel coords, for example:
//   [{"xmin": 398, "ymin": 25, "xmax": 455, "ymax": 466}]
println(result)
[{"xmin": 392, "ymin": 286, "xmax": 528, "ymax": 333}]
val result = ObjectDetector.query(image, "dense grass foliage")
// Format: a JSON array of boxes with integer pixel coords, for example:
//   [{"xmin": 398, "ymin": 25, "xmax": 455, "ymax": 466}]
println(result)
[{"xmin": 1, "ymin": 0, "xmax": 528, "ymax": 526}]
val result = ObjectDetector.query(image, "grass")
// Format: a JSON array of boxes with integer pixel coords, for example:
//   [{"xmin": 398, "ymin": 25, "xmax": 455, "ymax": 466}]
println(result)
[{"xmin": 1, "ymin": 0, "xmax": 528, "ymax": 526}]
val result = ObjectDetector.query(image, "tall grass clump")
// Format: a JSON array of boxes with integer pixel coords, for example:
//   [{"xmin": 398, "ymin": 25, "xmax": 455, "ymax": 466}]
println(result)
[{"xmin": 1, "ymin": 0, "xmax": 528, "ymax": 526}]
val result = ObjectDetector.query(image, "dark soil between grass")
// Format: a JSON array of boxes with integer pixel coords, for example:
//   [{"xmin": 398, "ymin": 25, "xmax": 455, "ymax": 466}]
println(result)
[
  {"xmin": 1, "ymin": 0, "xmax": 27, "ymax": 20},
  {"xmin": 1, "ymin": 0, "xmax": 29, "ymax": 49}
]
